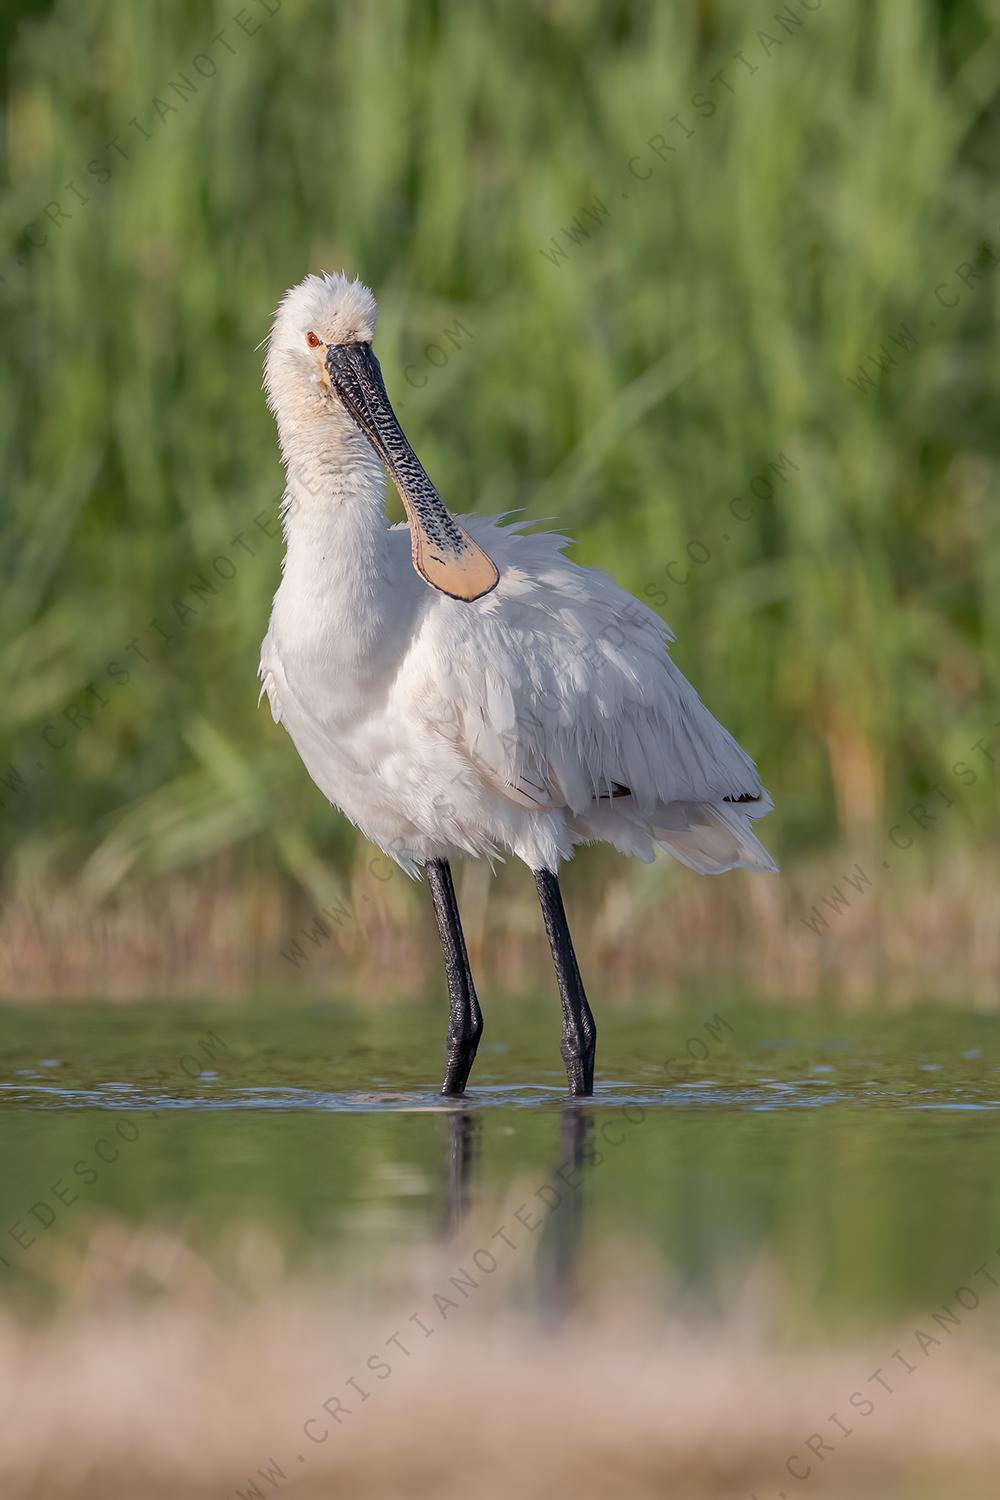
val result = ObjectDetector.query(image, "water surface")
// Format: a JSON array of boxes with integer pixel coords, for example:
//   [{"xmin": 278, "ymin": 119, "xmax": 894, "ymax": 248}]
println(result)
[{"xmin": 1, "ymin": 998, "xmax": 998, "ymax": 1332}]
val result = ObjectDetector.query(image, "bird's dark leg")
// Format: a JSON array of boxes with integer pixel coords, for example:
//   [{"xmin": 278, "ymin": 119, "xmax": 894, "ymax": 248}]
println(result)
[
  {"xmin": 533, "ymin": 868, "xmax": 597, "ymax": 1097},
  {"xmin": 426, "ymin": 859, "xmax": 483, "ymax": 1096}
]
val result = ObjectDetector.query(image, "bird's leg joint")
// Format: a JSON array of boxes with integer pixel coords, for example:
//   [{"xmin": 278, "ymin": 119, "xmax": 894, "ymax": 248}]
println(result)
[
  {"xmin": 559, "ymin": 1020, "xmax": 596, "ymax": 1065},
  {"xmin": 447, "ymin": 1003, "xmax": 483, "ymax": 1053}
]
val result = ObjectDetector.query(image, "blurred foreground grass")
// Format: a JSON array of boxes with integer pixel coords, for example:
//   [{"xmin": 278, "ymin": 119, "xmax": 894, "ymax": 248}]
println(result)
[
  {"xmin": 2, "ymin": 1220, "xmax": 999, "ymax": 1500},
  {"xmin": 1, "ymin": 0, "xmax": 999, "ymax": 995}
]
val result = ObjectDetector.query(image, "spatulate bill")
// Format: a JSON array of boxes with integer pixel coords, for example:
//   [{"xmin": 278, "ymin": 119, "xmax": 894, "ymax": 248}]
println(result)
[{"xmin": 326, "ymin": 342, "xmax": 499, "ymax": 602}]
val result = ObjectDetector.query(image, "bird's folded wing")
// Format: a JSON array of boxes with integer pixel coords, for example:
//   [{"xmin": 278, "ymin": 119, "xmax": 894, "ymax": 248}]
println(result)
[
  {"xmin": 442, "ymin": 683, "xmax": 564, "ymax": 810},
  {"xmin": 419, "ymin": 519, "xmax": 764, "ymax": 817}
]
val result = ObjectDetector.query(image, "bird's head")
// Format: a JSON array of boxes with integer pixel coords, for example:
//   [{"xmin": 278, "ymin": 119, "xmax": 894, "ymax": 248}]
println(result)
[
  {"xmin": 263, "ymin": 271, "xmax": 498, "ymax": 603},
  {"xmin": 263, "ymin": 271, "xmax": 377, "ymax": 419}
]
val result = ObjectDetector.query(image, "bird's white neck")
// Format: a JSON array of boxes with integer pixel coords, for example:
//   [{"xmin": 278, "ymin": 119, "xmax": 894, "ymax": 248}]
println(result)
[{"xmin": 276, "ymin": 414, "xmax": 395, "ymax": 655}]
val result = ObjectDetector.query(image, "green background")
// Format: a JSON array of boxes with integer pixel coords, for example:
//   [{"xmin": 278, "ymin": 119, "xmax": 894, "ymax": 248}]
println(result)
[{"xmin": 1, "ymin": 0, "xmax": 998, "ymax": 982}]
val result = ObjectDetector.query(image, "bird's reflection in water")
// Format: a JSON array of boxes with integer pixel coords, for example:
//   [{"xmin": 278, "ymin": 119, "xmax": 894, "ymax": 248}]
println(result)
[
  {"xmin": 536, "ymin": 1105, "xmax": 593, "ymax": 1318},
  {"xmin": 442, "ymin": 1107, "xmax": 481, "ymax": 1238},
  {"xmin": 441, "ymin": 1103, "xmax": 594, "ymax": 1318}
]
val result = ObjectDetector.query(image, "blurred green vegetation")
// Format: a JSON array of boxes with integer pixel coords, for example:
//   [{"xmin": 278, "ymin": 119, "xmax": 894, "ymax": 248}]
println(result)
[{"xmin": 1, "ymin": 0, "xmax": 999, "ymax": 912}]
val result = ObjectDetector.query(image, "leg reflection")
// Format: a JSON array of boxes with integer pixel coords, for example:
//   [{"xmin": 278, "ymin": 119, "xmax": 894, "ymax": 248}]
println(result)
[
  {"xmin": 537, "ymin": 1104, "xmax": 593, "ymax": 1319},
  {"xmin": 443, "ymin": 1107, "xmax": 481, "ymax": 1238}
]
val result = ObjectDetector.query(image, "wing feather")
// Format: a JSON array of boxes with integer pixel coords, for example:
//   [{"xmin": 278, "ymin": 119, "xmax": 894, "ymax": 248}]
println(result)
[{"xmin": 415, "ymin": 516, "xmax": 765, "ymax": 817}]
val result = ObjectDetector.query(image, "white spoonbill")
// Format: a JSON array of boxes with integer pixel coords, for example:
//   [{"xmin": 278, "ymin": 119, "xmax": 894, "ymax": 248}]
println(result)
[{"xmin": 259, "ymin": 272, "xmax": 776, "ymax": 1097}]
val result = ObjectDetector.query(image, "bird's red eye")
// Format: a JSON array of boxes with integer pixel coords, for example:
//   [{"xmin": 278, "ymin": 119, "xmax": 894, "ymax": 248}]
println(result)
[{"xmin": 306, "ymin": 331, "xmax": 322, "ymax": 348}]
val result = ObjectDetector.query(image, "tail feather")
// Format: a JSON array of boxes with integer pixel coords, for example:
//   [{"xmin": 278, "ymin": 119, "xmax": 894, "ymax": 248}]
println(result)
[{"xmin": 652, "ymin": 798, "xmax": 778, "ymax": 875}]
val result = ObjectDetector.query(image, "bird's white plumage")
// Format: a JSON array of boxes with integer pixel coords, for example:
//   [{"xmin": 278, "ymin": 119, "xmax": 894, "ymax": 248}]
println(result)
[{"xmin": 260, "ymin": 272, "xmax": 776, "ymax": 880}]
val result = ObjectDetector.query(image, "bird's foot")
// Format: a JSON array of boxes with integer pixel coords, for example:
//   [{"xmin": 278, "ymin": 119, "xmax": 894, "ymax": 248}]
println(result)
[{"xmin": 561, "ymin": 1049, "xmax": 595, "ymax": 1097}]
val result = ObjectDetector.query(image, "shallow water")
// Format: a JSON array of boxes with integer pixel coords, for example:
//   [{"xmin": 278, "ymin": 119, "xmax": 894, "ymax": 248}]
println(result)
[{"xmin": 2, "ymin": 998, "xmax": 999, "ymax": 1331}]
